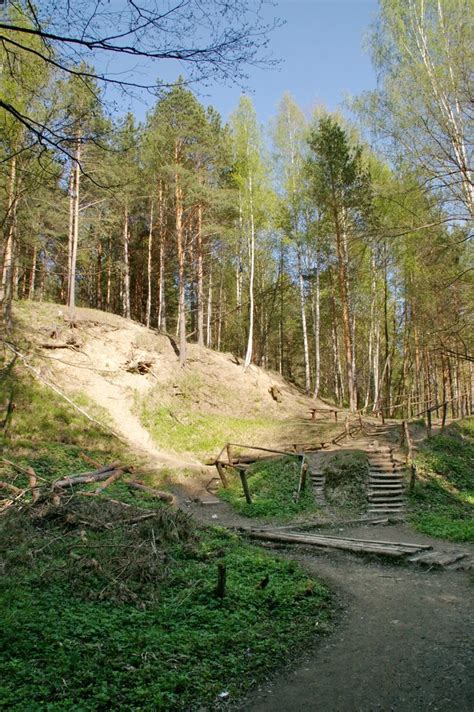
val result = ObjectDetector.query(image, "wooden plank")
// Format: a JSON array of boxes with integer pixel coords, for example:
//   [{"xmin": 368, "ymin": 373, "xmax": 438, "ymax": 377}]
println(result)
[{"xmin": 245, "ymin": 530, "xmax": 415, "ymax": 558}]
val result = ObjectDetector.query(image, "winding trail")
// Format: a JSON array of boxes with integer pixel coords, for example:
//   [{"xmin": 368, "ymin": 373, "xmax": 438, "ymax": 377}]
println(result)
[{"xmin": 240, "ymin": 546, "xmax": 473, "ymax": 712}]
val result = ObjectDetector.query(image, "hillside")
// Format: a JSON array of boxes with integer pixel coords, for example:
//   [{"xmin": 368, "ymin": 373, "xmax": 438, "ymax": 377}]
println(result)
[{"xmin": 12, "ymin": 302, "xmax": 334, "ymax": 473}]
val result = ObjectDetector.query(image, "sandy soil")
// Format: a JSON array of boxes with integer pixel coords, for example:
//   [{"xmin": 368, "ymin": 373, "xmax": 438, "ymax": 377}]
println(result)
[{"xmin": 16, "ymin": 302, "xmax": 330, "ymax": 472}]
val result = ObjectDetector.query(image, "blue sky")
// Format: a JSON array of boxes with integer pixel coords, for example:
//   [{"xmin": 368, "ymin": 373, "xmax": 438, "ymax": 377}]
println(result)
[
  {"xmin": 202, "ymin": 0, "xmax": 379, "ymax": 125},
  {"xmin": 104, "ymin": 0, "xmax": 379, "ymax": 126}
]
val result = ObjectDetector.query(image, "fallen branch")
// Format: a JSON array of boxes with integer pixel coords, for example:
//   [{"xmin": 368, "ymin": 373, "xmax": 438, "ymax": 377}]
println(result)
[
  {"xmin": 94, "ymin": 469, "xmax": 125, "ymax": 494},
  {"xmin": 27, "ymin": 466, "xmax": 40, "ymax": 502},
  {"xmin": 0, "ymin": 457, "xmax": 49, "ymax": 482},
  {"xmin": 127, "ymin": 481, "xmax": 174, "ymax": 503},
  {"xmin": 79, "ymin": 452, "xmax": 102, "ymax": 468},
  {"xmin": 53, "ymin": 464, "xmax": 122, "ymax": 488},
  {"xmin": 0, "ymin": 480, "xmax": 23, "ymax": 496},
  {"xmin": 40, "ymin": 342, "xmax": 81, "ymax": 351}
]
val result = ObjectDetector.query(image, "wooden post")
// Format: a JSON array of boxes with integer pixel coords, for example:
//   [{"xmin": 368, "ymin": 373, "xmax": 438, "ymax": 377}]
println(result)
[
  {"xmin": 441, "ymin": 402, "xmax": 447, "ymax": 432},
  {"xmin": 295, "ymin": 457, "xmax": 308, "ymax": 503},
  {"xmin": 426, "ymin": 408, "xmax": 432, "ymax": 437},
  {"xmin": 215, "ymin": 461, "xmax": 228, "ymax": 488},
  {"xmin": 239, "ymin": 470, "xmax": 252, "ymax": 504},
  {"xmin": 226, "ymin": 443, "xmax": 233, "ymax": 466},
  {"xmin": 334, "ymin": 410, "xmax": 338, "ymax": 422},
  {"xmin": 404, "ymin": 420, "xmax": 416, "ymax": 493},
  {"xmin": 400, "ymin": 420, "xmax": 406, "ymax": 448},
  {"xmin": 344, "ymin": 415, "xmax": 349, "ymax": 440},
  {"xmin": 215, "ymin": 563, "xmax": 226, "ymax": 599}
]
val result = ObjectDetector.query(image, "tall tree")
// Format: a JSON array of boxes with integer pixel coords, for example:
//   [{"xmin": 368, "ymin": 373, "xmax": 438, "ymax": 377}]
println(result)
[
  {"xmin": 307, "ymin": 116, "xmax": 372, "ymax": 411},
  {"xmin": 229, "ymin": 96, "xmax": 270, "ymax": 370}
]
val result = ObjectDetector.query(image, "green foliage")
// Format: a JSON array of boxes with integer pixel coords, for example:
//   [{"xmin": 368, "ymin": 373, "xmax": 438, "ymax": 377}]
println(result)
[
  {"xmin": 219, "ymin": 456, "xmax": 317, "ymax": 520},
  {"xmin": 0, "ymin": 515, "xmax": 333, "ymax": 711},
  {"xmin": 322, "ymin": 450, "xmax": 369, "ymax": 513},
  {"xmin": 409, "ymin": 419, "xmax": 474, "ymax": 542},
  {"xmin": 0, "ymin": 367, "xmax": 127, "ymax": 485}
]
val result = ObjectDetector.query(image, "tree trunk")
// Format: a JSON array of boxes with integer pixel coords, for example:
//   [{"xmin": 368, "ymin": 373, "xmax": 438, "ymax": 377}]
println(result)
[
  {"xmin": 206, "ymin": 267, "xmax": 212, "ymax": 348},
  {"xmin": 175, "ymin": 165, "xmax": 186, "ymax": 367},
  {"xmin": 146, "ymin": 200, "xmax": 154, "ymax": 328},
  {"xmin": 95, "ymin": 241, "xmax": 102, "ymax": 310},
  {"xmin": 217, "ymin": 269, "xmax": 224, "ymax": 351},
  {"xmin": 68, "ymin": 139, "xmax": 80, "ymax": 310},
  {"xmin": 297, "ymin": 249, "xmax": 311, "ymax": 395},
  {"xmin": 106, "ymin": 237, "xmax": 112, "ymax": 312},
  {"xmin": 28, "ymin": 244, "xmax": 37, "ymax": 299},
  {"xmin": 278, "ymin": 242, "xmax": 285, "ymax": 376},
  {"xmin": 243, "ymin": 180, "xmax": 255, "ymax": 371},
  {"xmin": 312, "ymin": 260, "xmax": 321, "ymax": 399},
  {"xmin": 157, "ymin": 181, "xmax": 166, "ymax": 331},
  {"xmin": 196, "ymin": 203, "xmax": 204, "ymax": 346},
  {"xmin": 0, "ymin": 155, "xmax": 18, "ymax": 328},
  {"xmin": 122, "ymin": 205, "xmax": 131, "ymax": 319},
  {"xmin": 332, "ymin": 201, "xmax": 356, "ymax": 410}
]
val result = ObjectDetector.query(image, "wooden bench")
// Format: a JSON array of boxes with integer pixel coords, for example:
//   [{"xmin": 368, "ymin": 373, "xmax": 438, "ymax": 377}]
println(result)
[{"xmin": 309, "ymin": 408, "xmax": 341, "ymax": 422}]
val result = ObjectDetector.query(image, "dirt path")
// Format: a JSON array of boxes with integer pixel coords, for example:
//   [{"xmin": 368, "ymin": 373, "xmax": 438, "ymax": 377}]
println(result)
[{"xmin": 238, "ymin": 549, "xmax": 473, "ymax": 712}]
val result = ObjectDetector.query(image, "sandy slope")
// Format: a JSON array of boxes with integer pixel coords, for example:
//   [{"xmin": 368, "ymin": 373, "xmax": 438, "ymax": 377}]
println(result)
[{"xmin": 16, "ymin": 302, "xmax": 323, "ymax": 471}]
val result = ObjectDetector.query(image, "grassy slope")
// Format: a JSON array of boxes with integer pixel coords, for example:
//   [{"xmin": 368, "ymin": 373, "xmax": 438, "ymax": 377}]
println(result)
[
  {"xmin": 409, "ymin": 418, "xmax": 474, "ymax": 543},
  {"xmin": 137, "ymin": 371, "xmax": 339, "ymax": 462},
  {"xmin": 219, "ymin": 456, "xmax": 318, "ymax": 520},
  {"xmin": 0, "ymin": 364, "xmax": 334, "ymax": 710}
]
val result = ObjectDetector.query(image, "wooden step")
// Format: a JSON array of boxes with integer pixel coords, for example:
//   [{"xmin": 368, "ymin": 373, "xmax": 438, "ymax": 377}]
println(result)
[{"xmin": 369, "ymin": 486, "xmax": 404, "ymax": 492}]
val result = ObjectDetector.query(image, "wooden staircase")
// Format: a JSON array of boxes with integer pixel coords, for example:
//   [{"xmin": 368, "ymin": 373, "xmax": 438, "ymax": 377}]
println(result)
[
  {"xmin": 366, "ymin": 448, "xmax": 406, "ymax": 516},
  {"xmin": 308, "ymin": 463, "xmax": 326, "ymax": 505}
]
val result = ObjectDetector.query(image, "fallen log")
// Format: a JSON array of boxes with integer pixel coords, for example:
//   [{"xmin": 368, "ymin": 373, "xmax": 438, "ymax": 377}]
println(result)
[
  {"xmin": 127, "ymin": 481, "xmax": 174, "ymax": 503},
  {"xmin": 244, "ymin": 530, "xmax": 426, "ymax": 558},
  {"xmin": 53, "ymin": 463, "xmax": 122, "ymax": 488},
  {"xmin": 40, "ymin": 342, "xmax": 81, "ymax": 351}
]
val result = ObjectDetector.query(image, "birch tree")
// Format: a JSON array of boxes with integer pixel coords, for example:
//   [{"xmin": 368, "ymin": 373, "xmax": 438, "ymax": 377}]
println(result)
[
  {"xmin": 229, "ymin": 97, "xmax": 270, "ymax": 370},
  {"xmin": 359, "ymin": 0, "xmax": 473, "ymax": 220}
]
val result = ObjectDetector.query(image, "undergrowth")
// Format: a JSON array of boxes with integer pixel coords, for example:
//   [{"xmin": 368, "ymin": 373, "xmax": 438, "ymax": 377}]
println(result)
[
  {"xmin": 0, "ymin": 501, "xmax": 333, "ymax": 711},
  {"xmin": 0, "ymin": 357, "xmax": 335, "ymax": 710},
  {"xmin": 219, "ymin": 456, "xmax": 318, "ymax": 520},
  {"xmin": 322, "ymin": 450, "xmax": 368, "ymax": 513},
  {"xmin": 409, "ymin": 418, "xmax": 474, "ymax": 542}
]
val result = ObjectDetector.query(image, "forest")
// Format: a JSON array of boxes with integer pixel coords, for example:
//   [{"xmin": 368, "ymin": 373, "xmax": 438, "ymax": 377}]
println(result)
[
  {"xmin": 1, "ymin": 0, "xmax": 472, "ymax": 419},
  {"xmin": 0, "ymin": 2, "xmax": 473, "ymax": 711}
]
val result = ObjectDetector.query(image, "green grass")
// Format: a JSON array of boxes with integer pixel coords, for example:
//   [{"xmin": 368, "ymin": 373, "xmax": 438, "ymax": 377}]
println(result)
[
  {"xmin": 0, "ymin": 507, "xmax": 333, "ymax": 711},
  {"xmin": 0, "ymin": 359, "xmax": 335, "ymax": 710},
  {"xmin": 140, "ymin": 404, "xmax": 274, "ymax": 460},
  {"xmin": 409, "ymin": 418, "xmax": 474, "ymax": 542},
  {"xmin": 219, "ymin": 456, "xmax": 318, "ymax": 520}
]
